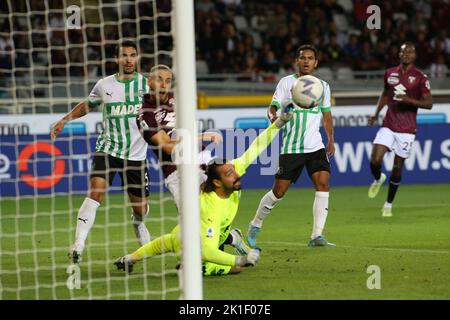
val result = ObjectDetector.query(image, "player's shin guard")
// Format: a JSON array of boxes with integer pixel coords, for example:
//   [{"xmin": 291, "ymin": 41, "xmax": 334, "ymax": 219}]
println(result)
[
  {"xmin": 311, "ymin": 191, "xmax": 329, "ymax": 240},
  {"xmin": 74, "ymin": 197, "xmax": 100, "ymax": 252},
  {"xmin": 251, "ymin": 190, "xmax": 282, "ymax": 228},
  {"xmin": 370, "ymin": 162, "xmax": 382, "ymax": 181},
  {"xmin": 387, "ymin": 172, "xmax": 402, "ymax": 204},
  {"xmin": 131, "ymin": 206, "xmax": 151, "ymax": 245}
]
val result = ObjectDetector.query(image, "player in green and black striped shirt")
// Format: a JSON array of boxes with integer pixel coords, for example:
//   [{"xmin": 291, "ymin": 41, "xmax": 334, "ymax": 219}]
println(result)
[
  {"xmin": 247, "ymin": 44, "xmax": 336, "ymax": 248},
  {"xmin": 51, "ymin": 40, "xmax": 151, "ymax": 263}
]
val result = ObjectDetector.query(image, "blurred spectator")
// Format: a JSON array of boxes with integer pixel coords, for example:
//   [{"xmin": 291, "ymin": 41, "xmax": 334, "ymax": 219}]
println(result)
[{"xmin": 430, "ymin": 54, "xmax": 448, "ymax": 78}]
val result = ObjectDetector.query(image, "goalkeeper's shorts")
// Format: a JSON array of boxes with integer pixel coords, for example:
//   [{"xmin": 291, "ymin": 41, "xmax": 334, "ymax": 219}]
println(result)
[{"xmin": 202, "ymin": 262, "xmax": 231, "ymax": 276}]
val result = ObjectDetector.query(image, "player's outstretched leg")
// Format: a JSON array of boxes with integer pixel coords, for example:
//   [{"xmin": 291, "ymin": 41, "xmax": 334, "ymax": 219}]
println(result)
[{"xmin": 368, "ymin": 172, "xmax": 386, "ymax": 198}]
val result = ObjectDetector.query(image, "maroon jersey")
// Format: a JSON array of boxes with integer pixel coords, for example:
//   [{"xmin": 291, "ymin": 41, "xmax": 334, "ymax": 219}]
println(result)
[
  {"xmin": 137, "ymin": 92, "xmax": 177, "ymax": 178},
  {"xmin": 382, "ymin": 65, "xmax": 431, "ymax": 134}
]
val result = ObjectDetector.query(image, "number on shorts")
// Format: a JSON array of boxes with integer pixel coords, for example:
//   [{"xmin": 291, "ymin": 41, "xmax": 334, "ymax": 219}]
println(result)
[{"xmin": 402, "ymin": 141, "xmax": 413, "ymax": 152}]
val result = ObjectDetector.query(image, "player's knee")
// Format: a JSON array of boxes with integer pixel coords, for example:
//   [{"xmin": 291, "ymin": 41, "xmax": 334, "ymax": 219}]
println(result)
[
  {"xmin": 315, "ymin": 182, "xmax": 329, "ymax": 192},
  {"xmin": 272, "ymin": 187, "xmax": 286, "ymax": 199},
  {"xmin": 89, "ymin": 192, "xmax": 103, "ymax": 204}
]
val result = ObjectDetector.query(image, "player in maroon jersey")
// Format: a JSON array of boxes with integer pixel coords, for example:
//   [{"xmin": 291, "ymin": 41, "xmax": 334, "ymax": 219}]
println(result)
[
  {"xmin": 367, "ymin": 42, "xmax": 433, "ymax": 217},
  {"xmin": 137, "ymin": 64, "xmax": 221, "ymax": 210}
]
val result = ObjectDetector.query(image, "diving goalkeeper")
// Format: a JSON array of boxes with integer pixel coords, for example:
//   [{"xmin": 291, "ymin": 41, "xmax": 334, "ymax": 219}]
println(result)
[{"xmin": 114, "ymin": 102, "xmax": 293, "ymax": 275}]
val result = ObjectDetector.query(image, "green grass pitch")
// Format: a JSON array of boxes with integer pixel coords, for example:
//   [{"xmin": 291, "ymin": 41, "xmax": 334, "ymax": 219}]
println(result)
[{"xmin": 1, "ymin": 184, "xmax": 450, "ymax": 300}]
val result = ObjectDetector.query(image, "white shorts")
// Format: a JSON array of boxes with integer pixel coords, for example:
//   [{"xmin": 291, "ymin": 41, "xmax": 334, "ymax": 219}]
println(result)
[
  {"xmin": 165, "ymin": 150, "xmax": 211, "ymax": 210},
  {"xmin": 373, "ymin": 127, "xmax": 415, "ymax": 159}
]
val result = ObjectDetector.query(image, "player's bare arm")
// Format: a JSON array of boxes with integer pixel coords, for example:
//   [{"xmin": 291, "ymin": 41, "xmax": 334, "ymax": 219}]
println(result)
[
  {"xmin": 267, "ymin": 105, "xmax": 278, "ymax": 123},
  {"xmin": 395, "ymin": 93, "xmax": 432, "ymax": 110},
  {"xmin": 368, "ymin": 90, "xmax": 388, "ymax": 126},
  {"xmin": 150, "ymin": 130, "xmax": 178, "ymax": 154},
  {"xmin": 322, "ymin": 111, "xmax": 335, "ymax": 157},
  {"xmin": 50, "ymin": 101, "xmax": 94, "ymax": 140}
]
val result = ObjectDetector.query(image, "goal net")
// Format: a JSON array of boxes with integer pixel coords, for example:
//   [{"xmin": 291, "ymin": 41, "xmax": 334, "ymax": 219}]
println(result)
[{"xmin": 0, "ymin": 0, "xmax": 200, "ymax": 300}]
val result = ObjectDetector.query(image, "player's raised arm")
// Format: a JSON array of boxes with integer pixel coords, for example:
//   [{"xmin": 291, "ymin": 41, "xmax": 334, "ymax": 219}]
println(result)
[{"xmin": 232, "ymin": 101, "xmax": 293, "ymax": 175}]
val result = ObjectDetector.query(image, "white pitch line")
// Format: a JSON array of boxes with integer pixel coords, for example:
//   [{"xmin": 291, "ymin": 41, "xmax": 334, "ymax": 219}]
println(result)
[{"xmin": 259, "ymin": 241, "xmax": 450, "ymax": 255}]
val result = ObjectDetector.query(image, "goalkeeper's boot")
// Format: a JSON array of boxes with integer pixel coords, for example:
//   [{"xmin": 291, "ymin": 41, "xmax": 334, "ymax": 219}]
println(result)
[
  {"xmin": 308, "ymin": 235, "xmax": 336, "ymax": 247},
  {"xmin": 368, "ymin": 173, "xmax": 386, "ymax": 198},
  {"xmin": 68, "ymin": 242, "xmax": 84, "ymax": 264},
  {"xmin": 131, "ymin": 214, "xmax": 151, "ymax": 246},
  {"xmin": 246, "ymin": 223, "xmax": 261, "ymax": 248},
  {"xmin": 381, "ymin": 205, "xmax": 393, "ymax": 217},
  {"xmin": 230, "ymin": 228, "xmax": 251, "ymax": 255},
  {"xmin": 114, "ymin": 255, "xmax": 134, "ymax": 274}
]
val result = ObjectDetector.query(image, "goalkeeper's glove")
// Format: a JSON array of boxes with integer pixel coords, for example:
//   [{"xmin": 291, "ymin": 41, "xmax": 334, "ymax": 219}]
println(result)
[
  {"xmin": 235, "ymin": 248, "xmax": 261, "ymax": 267},
  {"xmin": 274, "ymin": 99, "xmax": 294, "ymax": 128}
]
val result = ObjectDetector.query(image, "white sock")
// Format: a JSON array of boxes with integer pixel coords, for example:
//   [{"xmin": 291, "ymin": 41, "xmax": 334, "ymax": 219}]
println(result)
[
  {"xmin": 311, "ymin": 191, "xmax": 329, "ymax": 240},
  {"xmin": 251, "ymin": 190, "xmax": 282, "ymax": 228},
  {"xmin": 74, "ymin": 197, "xmax": 100, "ymax": 251},
  {"xmin": 131, "ymin": 206, "xmax": 151, "ymax": 245},
  {"xmin": 384, "ymin": 202, "xmax": 392, "ymax": 208}
]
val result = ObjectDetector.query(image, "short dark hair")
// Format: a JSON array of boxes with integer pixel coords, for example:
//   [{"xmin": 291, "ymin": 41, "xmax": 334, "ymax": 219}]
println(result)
[
  {"xmin": 296, "ymin": 44, "xmax": 318, "ymax": 59},
  {"xmin": 201, "ymin": 158, "xmax": 228, "ymax": 193},
  {"xmin": 115, "ymin": 40, "xmax": 138, "ymax": 57}
]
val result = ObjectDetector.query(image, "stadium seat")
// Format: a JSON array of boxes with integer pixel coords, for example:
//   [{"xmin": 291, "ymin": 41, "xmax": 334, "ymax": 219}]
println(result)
[
  {"xmin": 333, "ymin": 13, "xmax": 349, "ymax": 31},
  {"xmin": 336, "ymin": 67, "xmax": 354, "ymax": 80},
  {"xmin": 337, "ymin": 0, "xmax": 353, "ymax": 13},
  {"xmin": 316, "ymin": 67, "xmax": 334, "ymax": 81},
  {"xmin": 196, "ymin": 59, "xmax": 209, "ymax": 74},
  {"xmin": 234, "ymin": 16, "xmax": 248, "ymax": 31}
]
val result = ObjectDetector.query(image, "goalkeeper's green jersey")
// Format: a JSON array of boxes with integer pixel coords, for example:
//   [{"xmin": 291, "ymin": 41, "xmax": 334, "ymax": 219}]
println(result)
[
  {"xmin": 87, "ymin": 72, "xmax": 148, "ymax": 160},
  {"xmin": 170, "ymin": 122, "xmax": 280, "ymax": 267}
]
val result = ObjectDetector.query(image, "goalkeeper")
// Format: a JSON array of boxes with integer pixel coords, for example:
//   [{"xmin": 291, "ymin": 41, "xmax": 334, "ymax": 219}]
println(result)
[{"xmin": 114, "ymin": 102, "xmax": 293, "ymax": 275}]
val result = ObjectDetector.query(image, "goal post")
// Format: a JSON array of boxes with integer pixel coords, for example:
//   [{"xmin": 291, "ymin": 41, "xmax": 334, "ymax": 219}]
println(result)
[{"xmin": 173, "ymin": 0, "xmax": 203, "ymax": 300}]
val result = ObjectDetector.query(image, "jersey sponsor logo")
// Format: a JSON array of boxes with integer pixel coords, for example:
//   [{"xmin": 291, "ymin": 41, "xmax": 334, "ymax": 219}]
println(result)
[
  {"xmin": 110, "ymin": 104, "xmax": 142, "ymax": 116},
  {"xmin": 138, "ymin": 89, "xmax": 145, "ymax": 98},
  {"xmin": 408, "ymin": 76, "xmax": 416, "ymax": 84},
  {"xmin": 206, "ymin": 227, "xmax": 214, "ymax": 238},
  {"xmin": 105, "ymin": 91, "xmax": 113, "ymax": 97},
  {"xmin": 387, "ymin": 76, "xmax": 399, "ymax": 85},
  {"xmin": 393, "ymin": 83, "xmax": 407, "ymax": 100},
  {"xmin": 425, "ymin": 80, "xmax": 431, "ymax": 90}
]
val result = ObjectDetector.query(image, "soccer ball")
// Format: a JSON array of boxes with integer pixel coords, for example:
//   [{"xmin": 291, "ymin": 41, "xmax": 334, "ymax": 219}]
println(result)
[{"xmin": 291, "ymin": 75, "xmax": 324, "ymax": 109}]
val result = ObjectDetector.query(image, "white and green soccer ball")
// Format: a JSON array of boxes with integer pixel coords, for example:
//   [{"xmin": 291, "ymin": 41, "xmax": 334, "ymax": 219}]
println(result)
[{"xmin": 291, "ymin": 75, "xmax": 323, "ymax": 109}]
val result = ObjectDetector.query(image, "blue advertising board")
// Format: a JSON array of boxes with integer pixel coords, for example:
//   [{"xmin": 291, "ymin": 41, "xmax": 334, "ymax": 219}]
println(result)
[{"xmin": 1, "ymin": 124, "xmax": 449, "ymax": 197}]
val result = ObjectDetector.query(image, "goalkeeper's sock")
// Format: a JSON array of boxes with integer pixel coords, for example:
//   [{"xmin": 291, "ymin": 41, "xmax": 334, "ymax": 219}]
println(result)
[
  {"xmin": 131, "ymin": 234, "xmax": 175, "ymax": 262},
  {"xmin": 311, "ymin": 191, "xmax": 329, "ymax": 240},
  {"xmin": 131, "ymin": 207, "xmax": 151, "ymax": 245},
  {"xmin": 251, "ymin": 190, "xmax": 282, "ymax": 228},
  {"xmin": 74, "ymin": 197, "xmax": 100, "ymax": 251}
]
